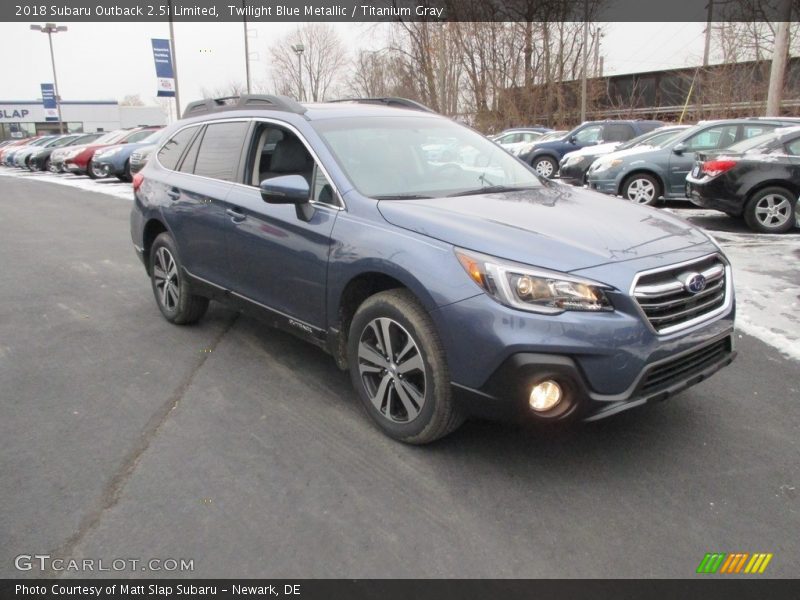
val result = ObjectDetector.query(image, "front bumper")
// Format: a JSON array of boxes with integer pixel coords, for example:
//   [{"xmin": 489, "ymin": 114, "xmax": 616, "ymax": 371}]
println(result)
[
  {"xmin": 558, "ymin": 160, "xmax": 591, "ymax": 185},
  {"xmin": 65, "ymin": 161, "xmax": 87, "ymax": 175},
  {"xmin": 452, "ymin": 333, "xmax": 735, "ymax": 422},
  {"xmin": 587, "ymin": 172, "xmax": 622, "ymax": 195}
]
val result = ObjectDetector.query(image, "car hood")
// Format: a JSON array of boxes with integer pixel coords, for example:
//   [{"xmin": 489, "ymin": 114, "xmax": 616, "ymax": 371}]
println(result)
[{"xmin": 376, "ymin": 183, "xmax": 711, "ymax": 273}]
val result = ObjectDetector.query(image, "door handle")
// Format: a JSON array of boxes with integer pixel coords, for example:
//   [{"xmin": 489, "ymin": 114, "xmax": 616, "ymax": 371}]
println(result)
[
  {"xmin": 226, "ymin": 208, "xmax": 246, "ymax": 221},
  {"xmin": 166, "ymin": 187, "xmax": 180, "ymax": 200}
]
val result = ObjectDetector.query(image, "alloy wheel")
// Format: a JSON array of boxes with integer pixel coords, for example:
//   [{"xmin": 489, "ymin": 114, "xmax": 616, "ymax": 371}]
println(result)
[
  {"xmin": 626, "ymin": 178, "xmax": 656, "ymax": 204},
  {"xmin": 357, "ymin": 317, "xmax": 426, "ymax": 424},
  {"xmin": 754, "ymin": 194, "xmax": 792, "ymax": 229},
  {"xmin": 153, "ymin": 247, "xmax": 180, "ymax": 312}
]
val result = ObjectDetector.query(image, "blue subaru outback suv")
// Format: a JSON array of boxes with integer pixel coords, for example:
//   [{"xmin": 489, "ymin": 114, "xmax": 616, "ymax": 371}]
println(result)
[{"xmin": 131, "ymin": 95, "xmax": 736, "ymax": 444}]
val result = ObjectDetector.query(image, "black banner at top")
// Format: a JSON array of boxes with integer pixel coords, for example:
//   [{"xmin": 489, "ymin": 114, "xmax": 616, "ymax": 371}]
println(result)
[{"xmin": 2, "ymin": 0, "xmax": 798, "ymax": 22}]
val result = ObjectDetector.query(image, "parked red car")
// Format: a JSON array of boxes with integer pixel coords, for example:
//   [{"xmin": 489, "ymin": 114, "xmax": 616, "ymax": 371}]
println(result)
[{"xmin": 63, "ymin": 127, "xmax": 161, "ymax": 178}]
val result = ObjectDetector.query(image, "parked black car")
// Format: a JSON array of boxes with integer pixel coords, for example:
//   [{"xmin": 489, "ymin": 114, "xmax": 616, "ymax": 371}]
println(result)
[
  {"xmin": 519, "ymin": 119, "xmax": 663, "ymax": 178},
  {"xmin": 686, "ymin": 126, "xmax": 800, "ymax": 233}
]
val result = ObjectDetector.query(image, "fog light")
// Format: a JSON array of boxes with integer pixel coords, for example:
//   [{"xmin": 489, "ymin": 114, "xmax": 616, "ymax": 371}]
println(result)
[{"xmin": 529, "ymin": 380, "xmax": 562, "ymax": 412}]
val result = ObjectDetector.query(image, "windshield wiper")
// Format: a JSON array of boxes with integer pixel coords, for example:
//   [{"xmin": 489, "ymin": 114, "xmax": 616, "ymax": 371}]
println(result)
[
  {"xmin": 447, "ymin": 185, "xmax": 535, "ymax": 197},
  {"xmin": 373, "ymin": 193, "xmax": 434, "ymax": 200}
]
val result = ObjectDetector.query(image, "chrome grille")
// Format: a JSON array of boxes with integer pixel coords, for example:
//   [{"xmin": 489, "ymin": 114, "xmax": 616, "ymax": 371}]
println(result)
[{"xmin": 633, "ymin": 255, "xmax": 728, "ymax": 333}]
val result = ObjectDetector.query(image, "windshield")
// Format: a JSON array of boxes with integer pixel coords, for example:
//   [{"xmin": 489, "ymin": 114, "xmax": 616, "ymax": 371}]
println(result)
[
  {"xmin": 90, "ymin": 130, "xmax": 125, "ymax": 145},
  {"xmin": 619, "ymin": 128, "xmax": 686, "ymax": 151},
  {"xmin": 124, "ymin": 129, "xmax": 160, "ymax": 143},
  {"xmin": 313, "ymin": 116, "xmax": 542, "ymax": 199},
  {"xmin": 537, "ymin": 131, "xmax": 567, "ymax": 143},
  {"xmin": 49, "ymin": 135, "xmax": 79, "ymax": 148},
  {"xmin": 140, "ymin": 130, "xmax": 164, "ymax": 145},
  {"xmin": 72, "ymin": 133, "xmax": 103, "ymax": 145}
]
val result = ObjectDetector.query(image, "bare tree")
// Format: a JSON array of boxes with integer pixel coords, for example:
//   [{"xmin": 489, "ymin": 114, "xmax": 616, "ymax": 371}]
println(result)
[
  {"xmin": 267, "ymin": 24, "xmax": 348, "ymax": 101},
  {"xmin": 120, "ymin": 94, "xmax": 145, "ymax": 106}
]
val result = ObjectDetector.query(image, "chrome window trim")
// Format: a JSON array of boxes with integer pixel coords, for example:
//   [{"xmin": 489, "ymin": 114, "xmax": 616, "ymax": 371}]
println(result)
[{"xmin": 629, "ymin": 253, "xmax": 733, "ymax": 336}]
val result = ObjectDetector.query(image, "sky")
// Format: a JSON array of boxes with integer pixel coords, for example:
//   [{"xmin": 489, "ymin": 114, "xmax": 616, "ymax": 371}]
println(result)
[{"xmin": 0, "ymin": 21, "xmax": 709, "ymax": 115}]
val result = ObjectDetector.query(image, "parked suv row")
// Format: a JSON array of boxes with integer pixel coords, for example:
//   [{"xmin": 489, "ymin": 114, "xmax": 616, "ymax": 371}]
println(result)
[{"xmin": 130, "ymin": 95, "xmax": 735, "ymax": 444}]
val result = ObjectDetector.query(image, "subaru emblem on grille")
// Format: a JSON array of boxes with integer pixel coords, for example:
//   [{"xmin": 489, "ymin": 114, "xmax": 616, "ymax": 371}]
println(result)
[{"xmin": 679, "ymin": 272, "xmax": 707, "ymax": 294}]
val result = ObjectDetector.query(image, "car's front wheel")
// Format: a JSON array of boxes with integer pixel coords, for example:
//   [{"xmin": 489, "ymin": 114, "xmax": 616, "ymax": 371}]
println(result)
[
  {"xmin": 87, "ymin": 161, "xmax": 106, "ymax": 179},
  {"xmin": 532, "ymin": 156, "xmax": 558, "ymax": 178},
  {"xmin": 347, "ymin": 289, "xmax": 463, "ymax": 444},
  {"xmin": 744, "ymin": 187, "xmax": 796, "ymax": 233},
  {"xmin": 622, "ymin": 173, "xmax": 661, "ymax": 205},
  {"xmin": 149, "ymin": 233, "xmax": 209, "ymax": 324}
]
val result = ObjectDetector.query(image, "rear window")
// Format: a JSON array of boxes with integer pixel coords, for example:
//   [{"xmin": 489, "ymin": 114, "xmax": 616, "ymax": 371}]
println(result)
[
  {"xmin": 192, "ymin": 121, "xmax": 249, "ymax": 182},
  {"xmin": 157, "ymin": 126, "xmax": 200, "ymax": 171}
]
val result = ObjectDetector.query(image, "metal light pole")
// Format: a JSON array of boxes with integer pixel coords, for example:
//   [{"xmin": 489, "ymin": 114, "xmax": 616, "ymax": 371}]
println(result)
[
  {"xmin": 243, "ymin": 0, "xmax": 251, "ymax": 94},
  {"xmin": 292, "ymin": 43, "xmax": 305, "ymax": 101},
  {"xmin": 30, "ymin": 23, "xmax": 67, "ymax": 134},
  {"xmin": 167, "ymin": 0, "xmax": 182, "ymax": 117},
  {"xmin": 579, "ymin": 0, "xmax": 589, "ymax": 122}
]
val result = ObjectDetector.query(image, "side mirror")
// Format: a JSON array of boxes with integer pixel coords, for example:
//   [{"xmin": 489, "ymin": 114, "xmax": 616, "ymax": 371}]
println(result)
[
  {"xmin": 673, "ymin": 142, "xmax": 687, "ymax": 155},
  {"xmin": 569, "ymin": 135, "xmax": 578, "ymax": 144},
  {"xmin": 260, "ymin": 174, "xmax": 314, "ymax": 221}
]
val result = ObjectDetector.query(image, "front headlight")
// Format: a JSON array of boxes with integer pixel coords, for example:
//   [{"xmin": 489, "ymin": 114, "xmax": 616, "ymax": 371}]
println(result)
[
  {"xmin": 65, "ymin": 149, "xmax": 81, "ymax": 159},
  {"xmin": 562, "ymin": 155, "xmax": 586, "ymax": 167},
  {"xmin": 455, "ymin": 248, "xmax": 613, "ymax": 314},
  {"xmin": 591, "ymin": 158, "xmax": 623, "ymax": 173}
]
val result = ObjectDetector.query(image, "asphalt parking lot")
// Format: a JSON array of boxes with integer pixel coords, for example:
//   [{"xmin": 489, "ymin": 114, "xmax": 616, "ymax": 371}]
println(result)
[{"xmin": 1, "ymin": 172, "xmax": 799, "ymax": 578}]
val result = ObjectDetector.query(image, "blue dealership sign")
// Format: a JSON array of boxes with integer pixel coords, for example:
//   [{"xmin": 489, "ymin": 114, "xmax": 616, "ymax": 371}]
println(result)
[
  {"xmin": 41, "ymin": 83, "xmax": 58, "ymax": 121},
  {"xmin": 151, "ymin": 38, "xmax": 176, "ymax": 97}
]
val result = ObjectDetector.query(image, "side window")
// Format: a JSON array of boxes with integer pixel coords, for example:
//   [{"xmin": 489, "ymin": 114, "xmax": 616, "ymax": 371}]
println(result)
[
  {"xmin": 310, "ymin": 165, "xmax": 336, "ymax": 206},
  {"xmin": 246, "ymin": 122, "xmax": 339, "ymax": 206},
  {"xmin": 785, "ymin": 137, "xmax": 800, "ymax": 156},
  {"xmin": 178, "ymin": 127, "xmax": 203, "ymax": 174},
  {"xmin": 574, "ymin": 125, "xmax": 602, "ymax": 144},
  {"xmin": 500, "ymin": 133, "xmax": 520, "ymax": 144},
  {"xmin": 521, "ymin": 132, "xmax": 539, "ymax": 142},
  {"xmin": 603, "ymin": 123, "xmax": 635, "ymax": 142},
  {"xmin": 685, "ymin": 125, "xmax": 738, "ymax": 151},
  {"xmin": 157, "ymin": 126, "xmax": 200, "ymax": 171},
  {"xmin": 742, "ymin": 124, "xmax": 776, "ymax": 139},
  {"xmin": 193, "ymin": 121, "xmax": 249, "ymax": 182}
]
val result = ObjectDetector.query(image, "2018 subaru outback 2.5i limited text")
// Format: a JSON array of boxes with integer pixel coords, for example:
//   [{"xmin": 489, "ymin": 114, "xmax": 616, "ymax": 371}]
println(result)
[{"xmin": 131, "ymin": 95, "xmax": 736, "ymax": 444}]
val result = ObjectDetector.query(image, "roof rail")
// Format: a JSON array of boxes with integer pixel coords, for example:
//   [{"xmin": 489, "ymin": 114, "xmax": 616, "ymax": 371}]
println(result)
[
  {"xmin": 182, "ymin": 94, "xmax": 307, "ymax": 119},
  {"xmin": 329, "ymin": 97, "xmax": 435, "ymax": 113}
]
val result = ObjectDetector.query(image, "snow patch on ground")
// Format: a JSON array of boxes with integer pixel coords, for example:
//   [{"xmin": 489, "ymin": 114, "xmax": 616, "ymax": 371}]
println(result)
[{"xmin": 0, "ymin": 167, "xmax": 133, "ymax": 201}]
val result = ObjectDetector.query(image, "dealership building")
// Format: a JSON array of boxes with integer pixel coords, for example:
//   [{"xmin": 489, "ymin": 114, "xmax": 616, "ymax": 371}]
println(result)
[{"xmin": 0, "ymin": 100, "xmax": 167, "ymax": 141}]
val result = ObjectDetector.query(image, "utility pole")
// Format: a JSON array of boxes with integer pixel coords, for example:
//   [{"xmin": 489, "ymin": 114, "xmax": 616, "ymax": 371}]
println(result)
[
  {"xmin": 703, "ymin": 0, "xmax": 713, "ymax": 67},
  {"xmin": 579, "ymin": 0, "xmax": 589, "ymax": 122},
  {"xmin": 593, "ymin": 27, "xmax": 601, "ymax": 77},
  {"xmin": 242, "ymin": 0, "xmax": 251, "ymax": 94},
  {"xmin": 766, "ymin": 0, "xmax": 792, "ymax": 116},
  {"xmin": 167, "ymin": 0, "xmax": 181, "ymax": 117}
]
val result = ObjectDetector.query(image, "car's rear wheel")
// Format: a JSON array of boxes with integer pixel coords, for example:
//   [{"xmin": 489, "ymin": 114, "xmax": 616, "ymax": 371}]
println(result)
[
  {"xmin": 347, "ymin": 289, "xmax": 463, "ymax": 444},
  {"xmin": 532, "ymin": 156, "xmax": 557, "ymax": 178},
  {"xmin": 744, "ymin": 187, "xmax": 796, "ymax": 233},
  {"xmin": 622, "ymin": 173, "xmax": 661, "ymax": 205},
  {"xmin": 149, "ymin": 233, "xmax": 209, "ymax": 324}
]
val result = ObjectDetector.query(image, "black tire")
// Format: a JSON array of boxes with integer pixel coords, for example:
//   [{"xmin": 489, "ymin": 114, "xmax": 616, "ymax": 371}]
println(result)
[
  {"xmin": 87, "ymin": 160, "xmax": 105, "ymax": 179},
  {"xmin": 149, "ymin": 233, "xmax": 209, "ymax": 325},
  {"xmin": 743, "ymin": 186, "xmax": 796, "ymax": 234},
  {"xmin": 43, "ymin": 158, "xmax": 51, "ymax": 172},
  {"xmin": 531, "ymin": 155, "xmax": 558, "ymax": 178},
  {"xmin": 347, "ymin": 289, "xmax": 463, "ymax": 444},
  {"xmin": 621, "ymin": 173, "xmax": 661, "ymax": 206}
]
